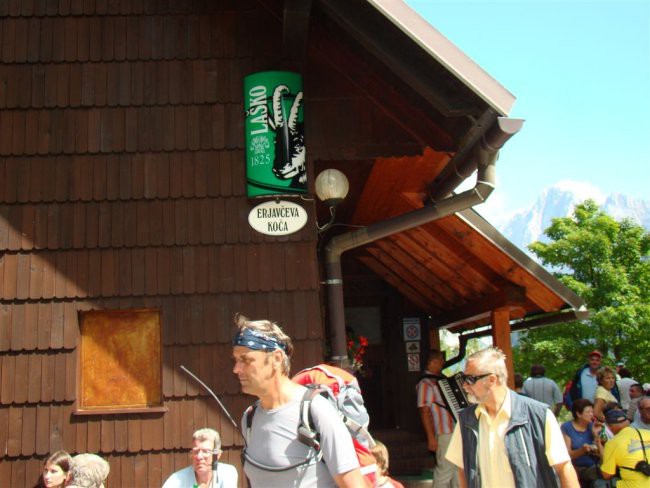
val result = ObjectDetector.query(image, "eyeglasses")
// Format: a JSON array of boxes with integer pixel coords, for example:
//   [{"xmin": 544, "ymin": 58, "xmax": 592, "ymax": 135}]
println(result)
[
  {"xmin": 191, "ymin": 448, "xmax": 216, "ymax": 457},
  {"xmin": 461, "ymin": 373, "xmax": 493, "ymax": 385}
]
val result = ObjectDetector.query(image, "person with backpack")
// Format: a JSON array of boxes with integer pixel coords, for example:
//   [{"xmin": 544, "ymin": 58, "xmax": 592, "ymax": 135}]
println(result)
[
  {"xmin": 600, "ymin": 408, "xmax": 650, "ymax": 487},
  {"xmin": 231, "ymin": 314, "xmax": 366, "ymax": 487},
  {"xmin": 416, "ymin": 350, "xmax": 459, "ymax": 488}
]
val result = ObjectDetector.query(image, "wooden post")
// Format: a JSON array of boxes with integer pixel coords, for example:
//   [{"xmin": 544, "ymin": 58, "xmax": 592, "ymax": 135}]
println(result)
[{"xmin": 491, "ymin": 308, "xmax": 514, "ymax": 389}]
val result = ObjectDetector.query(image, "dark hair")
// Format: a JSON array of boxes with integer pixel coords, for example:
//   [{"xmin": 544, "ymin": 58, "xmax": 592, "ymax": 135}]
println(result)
[
  {"xmin": 571, "ymin": 398, "xmax": 594, "ymax": 420},
  {"xmin": 618, "ymin": 367, "xmax": 632, "ymax": 378},
  {"xmin": 530, "ymin": 364, "xmax": 545, "ymax": 377},
  {"xmin": 602, "ymin": 401, "xmax": 623, "ymax": 417},
  {"xmin": 514, "ymin": 373, "xmax": 524, "ymax": 389},
  {"xmin": 36, "ymin": 450, "xmax": 72, "ymax": 488}
]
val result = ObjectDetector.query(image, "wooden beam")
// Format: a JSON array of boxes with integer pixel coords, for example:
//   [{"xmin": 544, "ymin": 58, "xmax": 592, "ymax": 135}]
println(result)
[
  {"xmin": 432, "ymin": 286, "xmax": 527, "ymax": 329},
  {"xmin": 491, "ymin": 308, "xmax": 514, "ymax": 389},
  {"xmin": 357, "ymin": 256, "xmax": 435, "ymax": 315},
  {"xmin": 365, "ymin": 246, "xmax": 450, "ymax": 310}
]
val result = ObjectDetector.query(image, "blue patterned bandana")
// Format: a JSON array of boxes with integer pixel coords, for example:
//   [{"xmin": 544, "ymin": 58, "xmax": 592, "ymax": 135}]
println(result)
[{"xmin": 232, "ymin": 328, "xmax": 287, "ymax": 352}]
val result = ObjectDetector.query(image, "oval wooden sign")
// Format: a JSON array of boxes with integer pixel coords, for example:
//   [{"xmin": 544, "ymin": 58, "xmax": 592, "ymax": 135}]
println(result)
[{"xmin": 248, "ymin": 200, "xmax": 308, "ymax": 236}]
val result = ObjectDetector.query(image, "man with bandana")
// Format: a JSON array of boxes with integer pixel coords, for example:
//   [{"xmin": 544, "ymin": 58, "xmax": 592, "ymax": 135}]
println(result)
[{"xmin": 232, "ymin": 314, "xmax": 366, "ymax": 487}]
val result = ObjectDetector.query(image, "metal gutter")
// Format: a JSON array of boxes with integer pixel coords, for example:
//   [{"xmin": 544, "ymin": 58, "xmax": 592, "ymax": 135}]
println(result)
[
  {"xmin": 367, "ymin": 0, "xmax": 516, "ymax": 116},
  {"xmin": 324, "ymin": 117, "xmax": 524, "ymax": 363}
]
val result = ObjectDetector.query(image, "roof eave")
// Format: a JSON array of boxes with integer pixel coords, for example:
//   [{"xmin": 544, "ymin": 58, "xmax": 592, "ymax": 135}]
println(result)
[{"xmin": 368, "ymin": 0, "xmax": 516, "ymax": 116}]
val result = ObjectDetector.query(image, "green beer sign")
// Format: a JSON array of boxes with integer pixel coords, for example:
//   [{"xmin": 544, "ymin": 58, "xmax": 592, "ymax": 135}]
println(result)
[{"xmin": 244, "ymin": 71, "xmax": 307, "ymax": 197}]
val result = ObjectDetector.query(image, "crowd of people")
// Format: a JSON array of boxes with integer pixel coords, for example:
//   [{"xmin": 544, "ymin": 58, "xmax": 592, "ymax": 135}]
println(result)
[{"xmin": 35, "ymin": 316, "xmax": 649, "ymax": 488}]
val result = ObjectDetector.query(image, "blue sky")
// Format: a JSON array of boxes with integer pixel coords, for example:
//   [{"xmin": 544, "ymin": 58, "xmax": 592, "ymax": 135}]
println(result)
[{"xmin": 407, "ymin": 0, "xmax": 650, "ymax": 224}]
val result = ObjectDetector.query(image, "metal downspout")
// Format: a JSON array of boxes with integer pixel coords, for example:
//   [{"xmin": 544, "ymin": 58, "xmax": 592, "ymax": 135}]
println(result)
[{"xmin": 324, "ymin": 117, "xmax": 524, "ymax": 363}]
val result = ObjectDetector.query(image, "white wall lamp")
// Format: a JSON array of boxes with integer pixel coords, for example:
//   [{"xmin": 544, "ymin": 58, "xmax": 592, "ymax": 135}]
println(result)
[{"xmin": 315, "ymin": 169, "xmax": 349, "ymax": 233}]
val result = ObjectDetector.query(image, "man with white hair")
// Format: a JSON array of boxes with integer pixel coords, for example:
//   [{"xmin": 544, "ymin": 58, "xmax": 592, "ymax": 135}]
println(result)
[
  {"xmin": 65, "ymin": 453, "xmax": 110, "ymax": 488},
  {"xmin": 162, "ymin": 428, "xmax": 237, "ymax": 488},
  {"xmin": 445, "ymin": 347, "xmax": 579, "ymax": 488}
]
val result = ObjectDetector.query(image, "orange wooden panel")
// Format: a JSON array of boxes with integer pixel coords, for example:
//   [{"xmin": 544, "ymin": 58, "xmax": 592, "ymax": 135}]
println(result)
[
  {"xmin": 2, "ymin": 253, "xmax": 17, "ymax": 300},
  {"xmin": 182, "ymin": 247, "xmax": 195, "ymax": 294},
  {"xmin": 25, "ymin": 353, "xmax": 41, "ymax": 404},
  {"xmin": 87, "ymin": 416, "xmax": 101, "ymax": 453},
  {"xmin": 36, "ymin": 301, "xmax": 51, "ymax": 350},
  {"xmin": 79, "ymin": 309, "xmax": 163, "ymax": 411},
  {"xmin": 113, "ymin": 415, "xmax": 128, "ymax": 453},
  {"xmin": 15, "ymin": 253, "xmax": 30, "ymax": 300},
  {"xmin": 69, "ymin": 204, "xmax": 85, "ymax": 251},
  {"xmin": 87, "ymin": 249, "xmax": 101, "ymax": 298},
  {"xmin": 212, "ymin": 198, "xmax": 225, "ymax": 244},
  {"xmin": 87, "ymin": 108, "xmax": 101, "ymax": 153},
  {"xmin": 6, "ymin": 205, "xmax": 22, "ymax": 251},
  {"xmin": 199, "ymin": 199, "xmax": 213, "ymax": 244},
  {"xmin": 0, "ymin": 405, "xmax": 8, "ymax": 458},
  {"xmin": 6, "ymin": 406, "xmax": 23, "ymax": 457},
  {"xmin": 13, "ymin": 353, "xmax": 28, "ymax": 404},
  {"xmin": 63, "ymin": 301, "xmax": 78, "ymax": 350},
  {"xmin": 0, "ymin": 303, "xmax": 11, "ymax": 352},
  {"xmin": 63, "ymin": 251, "xmax": 79, "ymax": 299},
  {"xmin": 52, "ymin": 350, "xmax": 66, "ymax": 402},
  {"xmin": 97, "ymin": 417, "xmax": 113, "ymax": 454},
  {"xmin": 194, "ymin": 247, "xmax": 209, "ymax": 294},
  {"xmin": 38, "ymin": 250, "xmax": 54, "ymax": 299},
  {"xmin": 23, "ymin": 302, "xmax": 38, "ymax": 350},
  {"xmin": 34, "ymin": 404, "xmax": 50, "ymax": 456},
  {"xmin": 0, "ymin": 353, "xmax": 15, "ymax": 403},
  {"xmin": 187, "ymin": 200, "xmax": 201, "ymax": 246},
  {"xmin": 100, "ymin": 249, "xmax": 115, "ymax": 296},
  {"xmin": 40, "ymin": 351, "xmax": 54, "ymax": 402},
  {"xmin": 117, "ymin": 248, "xmax": 132, "ymax": 297},
  {"xmin": 10, "ymin": 300, "xmax": 25, "ymax": 352},
  {"xmin": 52, "ymin": 403, "xmax": 71, "ymax": 455},
  {"xmin": 75, "ymin": 409, "xmax": 88, "ymax": 453},
  {"xmin": 130, "ymin": 247, "xmax": 144, "ymax": 296}
]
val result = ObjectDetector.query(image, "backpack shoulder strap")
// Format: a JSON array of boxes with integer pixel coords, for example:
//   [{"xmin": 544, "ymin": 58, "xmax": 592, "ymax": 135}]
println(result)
[
  {"xmin": 298, "ymin": 386, "xmax": 322, "ymax": 451},
  {"xmin": 244, "ymin": 401, "xmax": 259, "ymax": 446}
]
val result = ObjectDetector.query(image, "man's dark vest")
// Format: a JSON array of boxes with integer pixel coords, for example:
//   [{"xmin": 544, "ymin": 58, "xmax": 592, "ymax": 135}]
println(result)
[{"xmin": 459, "ymin": 390, "xmax": 561, "ymax": 488}]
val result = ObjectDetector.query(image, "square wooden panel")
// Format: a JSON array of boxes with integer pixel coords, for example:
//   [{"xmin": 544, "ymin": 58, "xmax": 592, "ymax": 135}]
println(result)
[{"xmin": 78, "ymin": 308, "xmax": 163, "ymax": 413}]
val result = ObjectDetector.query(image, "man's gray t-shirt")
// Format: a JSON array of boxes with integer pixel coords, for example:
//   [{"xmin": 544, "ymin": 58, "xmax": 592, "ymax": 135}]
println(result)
[
  {"xmin": 522, "ymin": 376, "xmax": 562, "ymax": 408},
  {"xmin": 241, "ymin": 385, "xmax": 359, "ymax": 487}
]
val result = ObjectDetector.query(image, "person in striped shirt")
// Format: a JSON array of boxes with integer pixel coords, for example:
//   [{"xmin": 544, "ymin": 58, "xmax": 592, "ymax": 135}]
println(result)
[{"xmin": 416, "ymin": 350, "xmax": 459, "ymax": 488}]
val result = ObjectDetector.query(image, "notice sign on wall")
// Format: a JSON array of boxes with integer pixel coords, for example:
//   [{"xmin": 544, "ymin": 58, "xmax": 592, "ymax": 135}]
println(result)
[
  {"xmin": 407, "ymin": 353, "xmax": 420, "ymax": 372},
  {"xmin": 244, "ymin": 71, "xmax": 307, "ymax": 197},
  {"xmin": 403, "ymin": 317, "xmax": 421, "ymax": 341},
  {"xmin": 248, "ymin": 200, "xmax": 308, "ymax": 236}
]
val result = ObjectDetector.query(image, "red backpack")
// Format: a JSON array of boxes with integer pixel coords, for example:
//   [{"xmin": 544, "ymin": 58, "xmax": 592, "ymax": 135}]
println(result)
[{"xmin": 292, "ymin": 364, "xmax": 377, "ymax": 486}]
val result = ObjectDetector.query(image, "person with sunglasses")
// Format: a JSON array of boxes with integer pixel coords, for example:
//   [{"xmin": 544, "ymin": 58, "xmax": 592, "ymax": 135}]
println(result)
[
  {"xmin": 162, "ymin": 428, "xmax": 238, "ymax": 488},
  {"xmin": 445, "ymin": 347, "xmax": 580, "ymax": 488}
]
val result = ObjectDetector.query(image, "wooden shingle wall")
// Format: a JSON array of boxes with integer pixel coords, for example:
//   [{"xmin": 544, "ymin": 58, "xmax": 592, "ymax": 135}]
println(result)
[{"xmin": 0, "ymin": 1, "xmax": 362, "ymax": 486}]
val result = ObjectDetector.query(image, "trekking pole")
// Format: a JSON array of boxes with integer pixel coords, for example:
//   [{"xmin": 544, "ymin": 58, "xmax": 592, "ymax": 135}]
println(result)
[{"xmin": 180, "ymin": 365, "xmax": 242, "ymax": 439}]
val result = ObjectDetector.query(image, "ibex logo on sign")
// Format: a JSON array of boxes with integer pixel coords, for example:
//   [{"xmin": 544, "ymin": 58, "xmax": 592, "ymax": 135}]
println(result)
[{"xmin": 245, "ymin": 72, "xmax": 307, "ymax": 197}]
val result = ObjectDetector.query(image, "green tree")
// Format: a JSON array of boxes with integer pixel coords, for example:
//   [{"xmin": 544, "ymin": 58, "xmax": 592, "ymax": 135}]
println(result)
[{"xmin": 513, "ymin": 200, "xmax": 650, "ymax": 385}]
